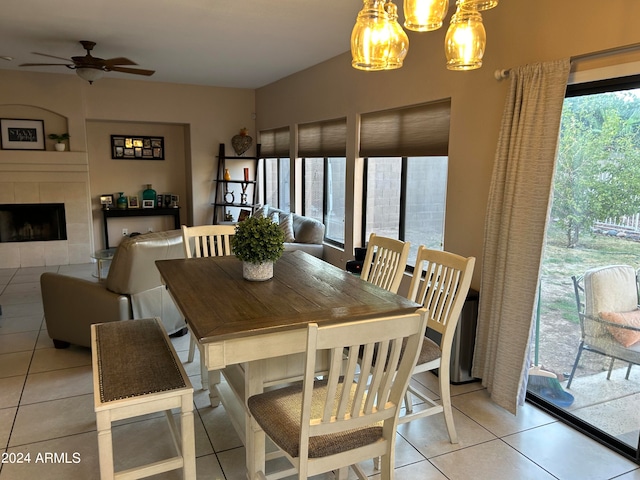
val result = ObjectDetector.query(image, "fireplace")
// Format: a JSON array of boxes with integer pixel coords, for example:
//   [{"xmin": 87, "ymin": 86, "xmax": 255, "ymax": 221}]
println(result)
[{"xmin": 0, "ymin": 203, "xmax": 67, "ymax": 243}]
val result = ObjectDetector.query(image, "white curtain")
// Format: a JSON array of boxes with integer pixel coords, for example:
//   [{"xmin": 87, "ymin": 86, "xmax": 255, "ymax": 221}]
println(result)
[{"xmin": 472, "ymin": 59, "xmax": 571, "ymax": 414}]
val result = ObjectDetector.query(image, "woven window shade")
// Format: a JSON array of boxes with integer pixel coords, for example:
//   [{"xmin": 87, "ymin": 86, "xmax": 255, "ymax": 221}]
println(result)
[
  {"xmin": 360, "ymin": 100, "xmax": 451, "ymax": 157},
  {"xmin": 259, "ymin": 127, "xmax": 290, "ymax": 157},
  {"xmin": 298, "ymin": 117, "xmax": 347, "ymax": 157}
]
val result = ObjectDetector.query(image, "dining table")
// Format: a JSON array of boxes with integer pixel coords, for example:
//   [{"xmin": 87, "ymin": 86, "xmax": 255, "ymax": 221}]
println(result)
[{"xmin": 156, "ymin": 249, "xmax": 420, "ymax": 478}]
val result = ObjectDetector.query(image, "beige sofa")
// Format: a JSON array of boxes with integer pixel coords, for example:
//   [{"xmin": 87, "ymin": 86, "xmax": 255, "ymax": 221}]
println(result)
[
  {"xmin": 255, "ymin": 205, "xmax": 325, "ymax": 258},
  {"xmin": 41, "ymin": 230, "xmax": 185, "ymax": 348}
]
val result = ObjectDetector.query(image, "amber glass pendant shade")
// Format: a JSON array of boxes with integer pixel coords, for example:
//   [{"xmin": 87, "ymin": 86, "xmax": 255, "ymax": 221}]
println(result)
[
  {"xmin": 351, "ymin": 0, "xmax": 392, "ymax": 71},
  {"xmin": 403, "ymin": 0, "xmax": 449, "ymax": 32},
  {"xmin": 385, "ymin": 2, "xmax": 409, "ymax": 69},
  {"xmin": 445, "ymin": 7, "xmax": 486, "ymax": 70},
  {"xmin": 458, "ymin": 0, "xmax": 498, "ymax": 11}
]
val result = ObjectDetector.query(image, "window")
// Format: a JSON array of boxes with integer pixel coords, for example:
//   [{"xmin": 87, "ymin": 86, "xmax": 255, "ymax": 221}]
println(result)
[
  {"xmin": 300, "ymin": 118, "xmax": 347, "ymax": 246},
  {"xmin": 360, "ymin": 101, "xmax": 451, "ymax": 266},
  {"xmin": 262, "ymin": 157, "xmax": 290, "ymax": 211},
  {"xmin": 259, "ymin": 127, "xmax": 290, "ymax": 211}
]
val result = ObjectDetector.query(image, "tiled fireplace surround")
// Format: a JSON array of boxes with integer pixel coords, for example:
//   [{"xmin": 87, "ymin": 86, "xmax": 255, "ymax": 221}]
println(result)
[{"xmin": 0, "ymin": 166, "xmax": 92, "ymax": 269}]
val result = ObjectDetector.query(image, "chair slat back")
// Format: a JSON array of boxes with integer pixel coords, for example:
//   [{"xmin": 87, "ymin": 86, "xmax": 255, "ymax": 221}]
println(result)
[
  {"xmin": 360, "ymin": 233, "xmax": 410, "ymax": 294},
  {"xmin": 181, "ymin": 224, "xmax": 236, "ymax": 258},
  {"xmin": 407, "ymin": 246, "xmax": 475, "ymax": 340},
  {"xmin": 301, "ymin": 310, "xmax": 426, "ymax": 444}
]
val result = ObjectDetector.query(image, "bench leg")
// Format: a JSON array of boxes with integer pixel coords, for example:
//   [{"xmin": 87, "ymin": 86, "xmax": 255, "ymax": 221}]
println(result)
[
  {"xmin": 96, "ymin": 412, "xmax": 115, "ymax": 480},
  {"xmin": 181, "ymin": 393, "xmax": 196, "ymax": 478}
]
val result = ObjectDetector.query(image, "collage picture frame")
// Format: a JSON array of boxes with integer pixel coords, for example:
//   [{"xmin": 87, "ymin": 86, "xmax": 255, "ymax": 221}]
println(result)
[{"xmin": 111, "ymin": 135, "xmax": 164, "ymax": 160}]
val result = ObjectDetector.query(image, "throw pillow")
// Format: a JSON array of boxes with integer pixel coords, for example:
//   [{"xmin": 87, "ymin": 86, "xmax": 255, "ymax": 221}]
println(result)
[
  {"xmin": 279, "ymin": 212, "xmax": 295, "ymax": 243},
  {"xmin": 253, "ymin": 204, "xmax": 269, "ymax": 219},
  {"xmin": 599, "ymin": 310, "xmax": 640, "ymax": 347}
]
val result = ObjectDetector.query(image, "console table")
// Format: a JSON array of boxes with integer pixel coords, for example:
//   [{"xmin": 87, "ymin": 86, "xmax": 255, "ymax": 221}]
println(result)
[{"xmin": 102, "ymin": 208, "xmax": 180, "ymax": 248}]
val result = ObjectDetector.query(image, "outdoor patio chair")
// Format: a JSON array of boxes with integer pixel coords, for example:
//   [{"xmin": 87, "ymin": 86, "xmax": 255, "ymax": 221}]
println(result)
[{"xmin": 567, "ymin": 265, "xmax": 640, "ymax": 388}]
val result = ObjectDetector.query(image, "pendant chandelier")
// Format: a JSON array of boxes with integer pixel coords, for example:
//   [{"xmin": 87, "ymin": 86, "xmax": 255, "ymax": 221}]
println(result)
[
  {"xmin": 351, "ymin": 0, "xmax": 409, "ymax": 70},
  {"xmin": 351, "ymin": 0, "xmax": 497, "ymax": 72}
]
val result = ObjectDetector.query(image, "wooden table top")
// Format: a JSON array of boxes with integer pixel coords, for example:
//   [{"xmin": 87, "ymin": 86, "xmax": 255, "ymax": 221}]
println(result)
[{"xmin": 156, "ymin": 250, "xmax": 419, "ymax": 343}]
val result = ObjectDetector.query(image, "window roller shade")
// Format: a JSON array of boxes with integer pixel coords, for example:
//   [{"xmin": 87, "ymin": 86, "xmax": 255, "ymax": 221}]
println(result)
[
  {"xmin": 360, "ymin": 100, "xmax": 451, "ymax": 157},
  {"xmin": 298, "ymin": 117, "xmax": 347, "ymax": 158},
  {"xmin": 259, "ymin": 127, "xmax": 290, "ymax": 157}
]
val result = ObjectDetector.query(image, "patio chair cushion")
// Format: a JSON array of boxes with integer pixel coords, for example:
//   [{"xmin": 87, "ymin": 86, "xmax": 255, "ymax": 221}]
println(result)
[{"xmin": 599, "ymin": 309, "xmax": 640, "ymax": 347}]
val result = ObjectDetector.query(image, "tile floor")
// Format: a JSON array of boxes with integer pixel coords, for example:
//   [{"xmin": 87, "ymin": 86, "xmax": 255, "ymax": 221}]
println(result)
[{"xmin": 0, "ymin": 264, "xmax": 639, "ymax": 480}]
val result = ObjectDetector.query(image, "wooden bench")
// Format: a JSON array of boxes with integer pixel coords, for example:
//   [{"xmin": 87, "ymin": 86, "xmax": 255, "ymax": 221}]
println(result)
[{"xmin": 91, "ymin": 317, "xmax": 196, "ymax": 479}]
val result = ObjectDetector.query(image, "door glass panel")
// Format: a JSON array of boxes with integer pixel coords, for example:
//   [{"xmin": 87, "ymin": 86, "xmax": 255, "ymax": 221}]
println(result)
[{"xmin": 533, "ymin": 85, "xmax": 640, "ymax": 458}]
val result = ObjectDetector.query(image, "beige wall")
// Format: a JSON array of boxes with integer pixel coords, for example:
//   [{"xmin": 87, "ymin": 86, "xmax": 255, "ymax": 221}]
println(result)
[
  {"xmin": 0, "ymin": 69, "xmax": 255, "ymax": 266},
  {"xmin": 86, "ymin": 120, "xmax": 188, "ymax": 250},
  {"xmin": 255, "ymin": 0, "xmax": 640, "ymax": 290}
]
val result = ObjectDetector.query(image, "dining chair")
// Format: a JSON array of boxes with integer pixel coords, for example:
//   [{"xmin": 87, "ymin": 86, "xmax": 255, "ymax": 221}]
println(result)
[
  {"xmin": 398, "ymin": 246, "xmax": 475, "ymax": 444},
  {"xmin": 360, "ymin": 233, "xmax": 410, "ymax": 294},
  {"xmin": 247, "ymin": 309, "xmax": 427, "ymax": 480},
  {"xmin": 181, "ymin": 224, "xmax": 236, "ymax": 388}
]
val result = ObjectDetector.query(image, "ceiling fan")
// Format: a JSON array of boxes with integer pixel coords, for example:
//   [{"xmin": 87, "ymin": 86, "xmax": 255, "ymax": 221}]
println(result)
[{"xmin": 19, "ymin": 40, "xmax": 155, "ymax": 84}]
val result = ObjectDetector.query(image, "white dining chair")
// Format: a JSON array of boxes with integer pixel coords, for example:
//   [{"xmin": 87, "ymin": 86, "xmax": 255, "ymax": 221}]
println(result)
[
  {"xmin": 247, "ymin": 309, "xmax": 427, "ymax": 480},
  {"xmin": 360, "ymin": 233, "xmax": 410, "ymax": 294},
  {"xmin": 398, "ymin": 245, "xmax": 475, "ymax": 444},
  {"xmin": 181, "ymin": 224, "xmax": 236, "ymax": 389}
]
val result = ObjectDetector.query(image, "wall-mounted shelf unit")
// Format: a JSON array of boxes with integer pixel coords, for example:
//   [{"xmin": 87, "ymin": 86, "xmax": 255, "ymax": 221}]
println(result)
[{"xmin": 211, "ymin": 143, "xmax": 260, "ymax": 224}]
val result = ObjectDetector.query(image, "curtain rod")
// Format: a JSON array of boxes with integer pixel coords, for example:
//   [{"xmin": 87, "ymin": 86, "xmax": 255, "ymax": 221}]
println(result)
[{"xmin": 494, "ymin": 42, "xmax": 640, "ymax": 81}]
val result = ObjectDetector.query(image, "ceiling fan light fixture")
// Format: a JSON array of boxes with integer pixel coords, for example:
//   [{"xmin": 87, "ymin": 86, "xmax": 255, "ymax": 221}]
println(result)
[
  {"xmin": 76, "ymin": 67, "xmax": 104, "ymax": 84},
  {"xmin": 403, "ymin": 0, "xmax": 450, "ymax": 32}
]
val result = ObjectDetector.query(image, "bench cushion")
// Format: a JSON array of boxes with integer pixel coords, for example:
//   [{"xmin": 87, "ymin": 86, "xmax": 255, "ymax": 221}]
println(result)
[{"xmin": 95, "ymin": 319, "xmax": 187, "ymax": 403}]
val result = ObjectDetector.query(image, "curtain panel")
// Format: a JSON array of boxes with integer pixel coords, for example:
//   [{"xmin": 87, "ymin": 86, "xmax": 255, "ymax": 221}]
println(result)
[{"xmin": 472, "ymin": 59, "xmax": 571, "ymax": 414}]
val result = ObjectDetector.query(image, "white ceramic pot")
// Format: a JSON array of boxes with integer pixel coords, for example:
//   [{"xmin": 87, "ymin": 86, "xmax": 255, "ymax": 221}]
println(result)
[
  {"xmin": 54, "ymin": 143, "xmax": 66, "ymax": 152},
  {"xmin": 243, "ymin": 261, "xmax": 273, "ymax": 281}
]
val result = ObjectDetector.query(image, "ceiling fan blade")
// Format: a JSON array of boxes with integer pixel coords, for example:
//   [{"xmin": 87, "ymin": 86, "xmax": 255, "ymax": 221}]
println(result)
[
  {"xmin": 104, "ymin": 57, "xmax": 137, "ymax": 66},
  {"xmin": 20, "ymin": 62, "xmax": 71, "ymax": 67},
  {"xmin": 32, "ymin": 52, "xmax": 73, "ymax": 62},
  {"xmin": 108, "ymin": 66, "xmax": 155, "ymax": 76}
]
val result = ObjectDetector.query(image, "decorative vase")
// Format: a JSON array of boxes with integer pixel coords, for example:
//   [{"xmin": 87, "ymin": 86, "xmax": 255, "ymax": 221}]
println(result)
[
  {"xmin": 142, "ymin": 184, "xmax": 157, "ymax": 207},
  {"xmin": 54, "ymin": 143, "xmax": 66, "ymax": 152},
  {"xmin": 231, "ymin": 128, "xmax": 253, "ymax": 156},
  {"xmin": 224, "ymin": 168, "xmax": 231, "ymax": 181},
  {"xmin": 117, "ymin": 192, "xmax": 127, "ymax": 209},
  {"xmin": 242, "ymin": 261, "xmax": 273, "ymax": 281}
]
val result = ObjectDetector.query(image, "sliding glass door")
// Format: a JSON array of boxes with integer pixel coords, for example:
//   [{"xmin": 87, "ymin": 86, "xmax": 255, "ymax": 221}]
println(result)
[{"xmin": 528, "ymin": 75, "xmax": 640, "ymax": 464}]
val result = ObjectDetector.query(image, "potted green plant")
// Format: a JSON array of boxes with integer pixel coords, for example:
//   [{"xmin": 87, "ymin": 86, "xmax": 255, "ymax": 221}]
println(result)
[
  {"xmin": 231, "ymin": 215, "xmax": 285, "ymax": 281},
  {"xmin": 48, "ymin": 133, "xmax": 70, "ymax": 152}
]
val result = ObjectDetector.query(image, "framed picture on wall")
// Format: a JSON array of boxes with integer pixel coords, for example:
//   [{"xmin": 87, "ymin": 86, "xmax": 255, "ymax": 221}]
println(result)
[
  {"xmin": 111, "ymin": 135, "xmax": 164, "ymax": 160},
  {"xmin": 0, "ymin": 119, "xmax": 45, "ymax": 150}
]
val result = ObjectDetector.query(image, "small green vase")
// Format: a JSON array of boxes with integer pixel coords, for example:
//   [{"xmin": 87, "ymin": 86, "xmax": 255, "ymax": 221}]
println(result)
[{"xmin": 117, "ymin": 192, "xmax": 127, "ymax": 209}]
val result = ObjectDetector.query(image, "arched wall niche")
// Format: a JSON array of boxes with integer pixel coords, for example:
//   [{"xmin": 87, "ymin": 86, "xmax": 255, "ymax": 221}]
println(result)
[{"xmin": 0, "ymin": 104, "xmax": 69, "ymax": 151}]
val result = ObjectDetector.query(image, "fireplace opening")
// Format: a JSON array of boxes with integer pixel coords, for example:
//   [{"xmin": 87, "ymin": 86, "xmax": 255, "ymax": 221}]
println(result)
[{"xmin": 0, "ymin": 204, "xmax": 67, "ymax": 243}]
